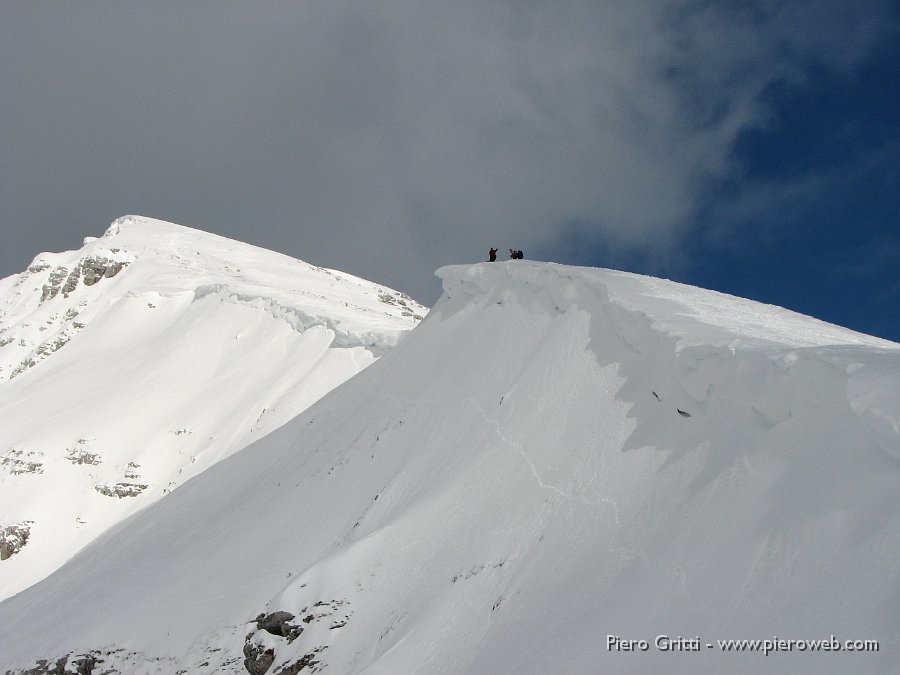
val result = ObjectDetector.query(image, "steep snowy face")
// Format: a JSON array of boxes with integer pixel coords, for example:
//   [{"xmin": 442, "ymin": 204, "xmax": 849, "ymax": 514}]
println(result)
[
  {"xmin": 0, "ymin": 215, "xmax": 425, "ymax": 600},
  {"xmin": 0, "ymin": 261, "xmax": 898, "ymax": 675}
]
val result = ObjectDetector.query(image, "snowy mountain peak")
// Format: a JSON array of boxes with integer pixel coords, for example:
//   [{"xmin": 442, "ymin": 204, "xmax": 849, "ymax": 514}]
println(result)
[
  {"xmin": 2, "ymin": 215, "xmax": 425, "ymax": 381},
  {"xmin": 0, "ymin": 216, "xmax": 426, "ymax": 601}
]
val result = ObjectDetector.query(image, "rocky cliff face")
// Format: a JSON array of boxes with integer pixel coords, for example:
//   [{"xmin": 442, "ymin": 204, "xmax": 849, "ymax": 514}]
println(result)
[
  {"xmin": 2, "ymin": 252, "xmax": 131, "ymax": 381},
  {"xmin": 0, "ymin": 522, "xmax": 32, "ymax": 560},
  {"xmin": 39, "ymin": 255, "xmax": 129, "ymax": 302}
]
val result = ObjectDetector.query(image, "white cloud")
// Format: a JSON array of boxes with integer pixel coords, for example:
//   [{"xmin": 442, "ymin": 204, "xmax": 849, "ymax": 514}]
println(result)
[{"xmin": 1, "ymin": 1, "xmax": 896, "ymax": 302}]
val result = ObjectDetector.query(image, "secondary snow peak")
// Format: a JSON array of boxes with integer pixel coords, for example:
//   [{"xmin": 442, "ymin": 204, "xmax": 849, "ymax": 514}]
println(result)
[{"xmin": 0, "ymin": 215, "xmax": 426, "ymax": 602}]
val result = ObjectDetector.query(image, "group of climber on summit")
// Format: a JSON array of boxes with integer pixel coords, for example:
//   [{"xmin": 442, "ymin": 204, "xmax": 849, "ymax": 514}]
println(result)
[{"xmin": 488, "ymin": 247, "xmax": 523, "ymax": 262}]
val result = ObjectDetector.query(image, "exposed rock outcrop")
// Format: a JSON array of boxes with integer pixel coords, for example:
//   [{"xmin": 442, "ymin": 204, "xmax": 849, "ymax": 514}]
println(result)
[
  {"xmin": 1, "ymin": 449, "xmax": 44, "ymax": 475},
  {"xmin": 242, "ymin": 600, "xmax": 349, "ymax": 674},
  {"xmin": 8, "ymin": 650, "xmax": 103, "ymax": 675},
  {"xmin": 65, "ymin": 444, "xmax": 101, "ymax": 466},
  {"xmin": 40, "ymin": 266, "xmax": 71, "ymax": 302},
  {"xmin": 255, "ymin": 611, "xmax": 304, "ymax": 643},
  {"xmin": 1, "ymin": 522, "xmax": 33, "ymax": 560},
  {"xmin": 377, "ymin": 291, "xmax": 425, "ymax": 320},
  {"xmin": 242, "ymin": 643, "xmax": 275, "ymax": 675},
  {"xmin": 40, "ymin": 256, "xmax": 129, "ymax": 303},
  {"xmin": 94, "ymin": 483, "xmax": 148, "ymax": 498}
]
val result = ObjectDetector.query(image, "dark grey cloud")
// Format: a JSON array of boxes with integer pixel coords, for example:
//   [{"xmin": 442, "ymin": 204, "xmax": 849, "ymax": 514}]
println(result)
[{"xmin": 1, "ymin": 1, "xmax": 896, "ymax": 304}]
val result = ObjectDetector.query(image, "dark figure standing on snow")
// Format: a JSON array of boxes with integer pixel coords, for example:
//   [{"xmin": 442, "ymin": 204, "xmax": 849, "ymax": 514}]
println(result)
[
  {"xmin": 509, "ymin": 249, "xmax": 524, "ymax": 260},
  {"xmin": 488, "ymin": 247, "xmax": 497, "ymax": 262}
]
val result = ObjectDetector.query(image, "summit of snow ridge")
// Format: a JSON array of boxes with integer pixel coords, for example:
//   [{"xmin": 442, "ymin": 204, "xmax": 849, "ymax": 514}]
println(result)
[{"xmin": 437, "ymin": 261, "xmax": 897, "ymax": 350}]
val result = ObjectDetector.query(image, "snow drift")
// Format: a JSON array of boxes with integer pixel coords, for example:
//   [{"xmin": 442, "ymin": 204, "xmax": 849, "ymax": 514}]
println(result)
[
  {"xmin": 1, "ymin": 260, "xmax": 898, "ymax": 674},
  {"xmin": 0, "ymin": 216, "xmax": 424, "ymax": 601}
]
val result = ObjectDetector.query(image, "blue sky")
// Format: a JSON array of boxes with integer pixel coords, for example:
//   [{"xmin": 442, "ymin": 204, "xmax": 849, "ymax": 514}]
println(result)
[
  {"xmin": 686, "ymin": 36, "xmax": 900, "ymax": 342},
  {"xmin": 1, "ymin": 1, "xmax": 898, "ymax": 341},
  {"xmin": 540, "ymin": 7, "xmax": 900, "ymax": 342}
]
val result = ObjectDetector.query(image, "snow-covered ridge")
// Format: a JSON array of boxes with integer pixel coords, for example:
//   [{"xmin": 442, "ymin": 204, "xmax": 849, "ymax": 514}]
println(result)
[
  {"xmin": 438, "ymin": 261, "xmax": 900, "ymax": 458},
  {"xmin": 1, "ymin": 215, "xmax": 423, "ymax": 376},
  {"xmin": 437, "ymin": 261, "xmax": 897, "ymax": 350},
  {"xmin": 0, "ymin": 215, "xmax": 426, "ymax": 602},
  {"xmin": 1, "ymin": 258, "xmax": 898, "ymax": 674},
  {"xmin": 190, "ymin": 285, "xmax": 407, "ymax": 351}
]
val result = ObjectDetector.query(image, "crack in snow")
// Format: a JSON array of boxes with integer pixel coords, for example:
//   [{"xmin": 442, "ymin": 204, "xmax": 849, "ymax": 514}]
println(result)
[
  {"xmin": 468, "ymin": 397, "xmax": 569, "ymax": 499},
  {"xmin": 370, "ymin": 390, "xmax": 622, "ymax": 533},
  {"xmin": 464, "ymin": 396, "xmax": 622, "ymax": 531}
]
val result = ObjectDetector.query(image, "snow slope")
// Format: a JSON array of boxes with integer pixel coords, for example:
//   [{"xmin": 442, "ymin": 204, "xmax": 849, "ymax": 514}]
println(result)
[
  {"xmin": 1, "ymin": 260, "xmax": 898, "ymax": 674},
  {"xmin": 0, "ymin": 216, "xmax": 425, "ymax": 600}
]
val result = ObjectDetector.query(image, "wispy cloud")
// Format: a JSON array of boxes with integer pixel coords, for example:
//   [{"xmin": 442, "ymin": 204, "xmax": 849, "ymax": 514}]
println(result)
[{"xmin": 1, "ymin": 1, "xmax": 896, "ymax": 302}]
